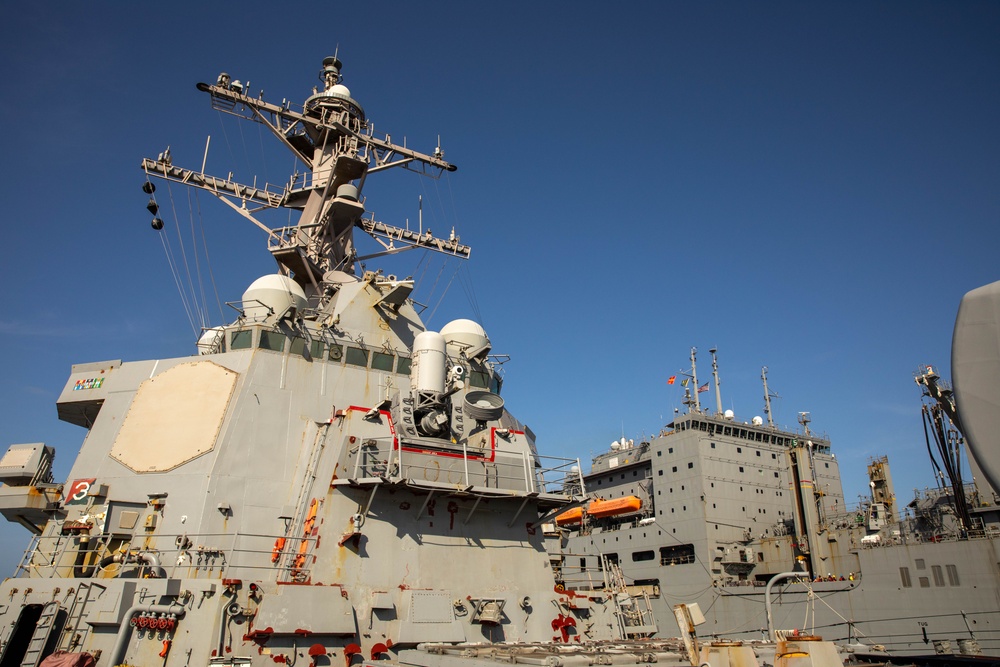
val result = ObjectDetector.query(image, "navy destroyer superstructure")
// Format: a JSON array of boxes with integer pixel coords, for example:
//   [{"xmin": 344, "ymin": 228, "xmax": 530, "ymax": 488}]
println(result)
[{"xmin": 0, "ymin": 57, "xmax": 689, "ymax": 667}]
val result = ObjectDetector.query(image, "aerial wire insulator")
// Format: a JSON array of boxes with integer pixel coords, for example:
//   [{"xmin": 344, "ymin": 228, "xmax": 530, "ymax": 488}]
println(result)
[
  {"xmin": 146, "ymin": 198, "xmax": 159, "ymax": 215},
  {"xmin": 142, "ymin": 181, "xmax": 156, "ymax": 194},
  {"xmin": 151, "ymin": 217, "xmax": 164, "ymax": 230}
]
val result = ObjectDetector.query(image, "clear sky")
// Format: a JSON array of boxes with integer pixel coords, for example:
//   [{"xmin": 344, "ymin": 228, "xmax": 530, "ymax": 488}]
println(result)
[{"xmin": 1, "ymin": 2, "xmax": 998, "ymax": 575}]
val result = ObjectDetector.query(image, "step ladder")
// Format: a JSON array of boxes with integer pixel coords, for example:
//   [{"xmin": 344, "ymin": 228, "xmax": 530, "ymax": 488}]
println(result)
[{"xmin": 19, "ymin": 601, "xmax": 61, "ymax": 667}]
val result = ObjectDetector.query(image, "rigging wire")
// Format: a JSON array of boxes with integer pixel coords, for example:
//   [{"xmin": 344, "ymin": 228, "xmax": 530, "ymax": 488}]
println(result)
[
  {"xmin": 425, "ymin": 258, "xmax": 463, "ymax": 326},
  {"xmin": 186, "ymin": 187, "xmax": 210, "ymax": 327},
  {"xmin": 165, "ymin": 183, "xmax": 204, "ymax": 332},
  {"xmin": 257, "ymin": 114, "xmax": 270, "ymax": 186},
  {"xmin": 457, "ymin": 264, "xmax": 484, "ymax": 326},
  {"xmin": 193, "ymin": 191, "xmax": 226, "ymax": 324},
  {"xmin": 236, "ymin": 111, "xmax": 254, "ymax": 185},
  {"xmin": 158, "ymin": 226, "xmax": 198, "ymax": 338},
  {"xmin": 217, "ymin": 110, "xmax": 238, "ymax": 179}
]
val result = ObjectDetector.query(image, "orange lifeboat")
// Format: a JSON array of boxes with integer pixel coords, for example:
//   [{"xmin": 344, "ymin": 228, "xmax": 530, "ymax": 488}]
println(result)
[
  {"xmin": 555, "ymin": 507, "xmax": 584, "ymax": 526},
  {"xmin": 587, "ymin": 496, "xmax": 641, "ymax": 518}
]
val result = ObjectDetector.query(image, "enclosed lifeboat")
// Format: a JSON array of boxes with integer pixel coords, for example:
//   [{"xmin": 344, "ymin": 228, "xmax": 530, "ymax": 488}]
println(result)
[{"xmin": 555, "ymin": 496, "xmax": 642, "ymax": 525}]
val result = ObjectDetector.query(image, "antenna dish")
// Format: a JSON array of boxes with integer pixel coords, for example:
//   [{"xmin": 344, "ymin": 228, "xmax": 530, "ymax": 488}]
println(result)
[
  {"xmin": 752, "ymin": 416, "xmax": 763, "ymax": 426},
  {"xmin": 610, "ymin": 441, "xmax": 621, "ymax": 451},
  {"xmin": 724, "ymin": 409, "xmax": 735, "ymax": 420}
]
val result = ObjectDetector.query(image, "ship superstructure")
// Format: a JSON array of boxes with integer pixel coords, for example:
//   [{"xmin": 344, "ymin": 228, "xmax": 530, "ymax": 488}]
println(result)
[
  {"xmin": 0, "ymin": 57, "xmax": 655, "ymax": 667},
  {"xmin": 556, "ymin": 348, "xmax": 1000, "ymax": 656}
]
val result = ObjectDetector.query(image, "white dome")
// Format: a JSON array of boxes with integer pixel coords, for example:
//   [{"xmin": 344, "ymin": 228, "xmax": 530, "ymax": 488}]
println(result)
[
  {"xmin": 329, "ymin": 83, "xmax": 352, "ymax": 97},
  {"xmin": 242, "ymin": 274, "xmax": 307, "ymax": 323},
  {"xmin": 440, "ymin": 319, "xmax": 491, "ymax": 357},
  {"xmin": 752, "ymin": 416, "xmax": 764, "ymax": 426},
  {"xmin": 196, "ymin": 327, "xmax": 225, "ymax": 355}
]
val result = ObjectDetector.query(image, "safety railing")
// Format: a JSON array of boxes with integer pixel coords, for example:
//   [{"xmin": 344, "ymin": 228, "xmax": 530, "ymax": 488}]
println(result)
[
  {"xmin": 341, "ymin": 435, "xmax": 582, "ymax": 496},
  {"xmin": 12, "ymin": 530, "xmax": 315, "ymax": 582}
]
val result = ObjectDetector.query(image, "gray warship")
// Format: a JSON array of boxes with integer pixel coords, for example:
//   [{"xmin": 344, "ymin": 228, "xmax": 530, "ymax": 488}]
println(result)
[
  {"xmin": 553, "ymin": 328, "xmax": 1000, "ymax": 658},
  {"xmin": 0, "ymin": 55, "xmax": 855, "ymax": 667},
  {"xmin": 0, "ymin": 56, "xmax": 656, "ymax": 667}
]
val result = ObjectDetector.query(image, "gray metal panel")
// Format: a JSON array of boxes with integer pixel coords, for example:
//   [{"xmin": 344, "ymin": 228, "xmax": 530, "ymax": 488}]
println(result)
[
  {"xmin": 87, "ymin": 582, "xmax": 136, "ymax": 627},
  {"xmin": 254, "ymin": 585, "xmax": 357, "ymax": 635},
  {"xmin": 397, "ymin": 591, "xmax": 466, "ymax": 643},
  {"xmin": 953, "ymin": 280, "xmax": 1000, "ymax": 495}
]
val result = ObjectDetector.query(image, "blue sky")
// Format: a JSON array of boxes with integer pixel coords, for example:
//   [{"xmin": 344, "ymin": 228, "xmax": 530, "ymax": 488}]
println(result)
[{"xmin": 1, "ymin": 2, "xmax": 998, "ymax": 574}]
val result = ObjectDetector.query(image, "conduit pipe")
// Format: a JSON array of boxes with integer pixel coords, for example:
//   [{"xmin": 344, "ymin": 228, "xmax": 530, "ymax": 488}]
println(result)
[{"xmin": 111, "ymin": 603, "xmax": 186, "ymax": 666}]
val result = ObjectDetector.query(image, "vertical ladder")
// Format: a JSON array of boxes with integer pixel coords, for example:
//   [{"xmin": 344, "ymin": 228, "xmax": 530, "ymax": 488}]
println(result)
[
  {"xmin": 14, "ymin": 535, "xmax": 41, "ymax": 578},
  {"xmin": 58, "ymin": 584, "xmax": 95, "ymax": 651},
  {"xmin": 602, "ymin": 557, "xmax": 658, "ymax": 639},
  {"xmin": 19, "ymin": 601, "xmax": 60, "ymax": 667}
]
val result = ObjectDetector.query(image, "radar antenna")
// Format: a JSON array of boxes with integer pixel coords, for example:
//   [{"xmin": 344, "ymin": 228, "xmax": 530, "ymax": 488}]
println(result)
[{"xmin": 141, "ymin": 57, "xmax": 468, "ymax": 306}]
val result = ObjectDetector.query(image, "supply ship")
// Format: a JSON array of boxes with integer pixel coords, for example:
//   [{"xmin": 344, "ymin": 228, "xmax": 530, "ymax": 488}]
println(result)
[{"xmin": 553, "ymin": 333, "xmax": 1000, "ymax": 657}]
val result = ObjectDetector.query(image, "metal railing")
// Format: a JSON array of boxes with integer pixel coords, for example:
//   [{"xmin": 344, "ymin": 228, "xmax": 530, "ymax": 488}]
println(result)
[
  {"xmin": 13, "ymin": 530, "xmax": 315, "ymax": 582},
  {"xmin": 342, "ymin": 435, "xmax": 582, "ymax": 496}
]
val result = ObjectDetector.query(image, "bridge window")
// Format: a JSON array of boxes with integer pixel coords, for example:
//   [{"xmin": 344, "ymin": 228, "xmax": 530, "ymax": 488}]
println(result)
[
  {"xmin": 346, "ymin": 347, "xmax": 368, "ymax": 366},
  {"xmin": 259, "ymin": 330, "xmax": 287, "ymax": 352},
  {"xmin": 372, "ymin": 352, "xmax": 394, "ymax": 371},
  {"xmin": 231, "ymin": 330, "xmax": 253, "ymax": 350},
  {"xmin": 632, "ymin": 550, "xmax": 655, "ymax": 562},
  {"xmin": 397, "ymin": 356, "xmax": 411, "ymax": 374}
]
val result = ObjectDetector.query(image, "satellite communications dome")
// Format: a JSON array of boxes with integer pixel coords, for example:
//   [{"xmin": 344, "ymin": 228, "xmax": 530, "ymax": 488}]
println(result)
[
  {"xmin": 752, "ymin": 416, "xmax": 764, "ymax": 426},
  {"xmin": 440, "ymin": 319, "xmax": 491, "ymax": 357},
  {"xmin": 196, "ymin": 327, "xmax": 225, "ymax": 355},
  {"xmin": 242, "ymin": 274, "xmax": 308, "ymax": 323},
  {"xmin": 329, "ymin": 83, "xmax": 352, "ymax": 98}
]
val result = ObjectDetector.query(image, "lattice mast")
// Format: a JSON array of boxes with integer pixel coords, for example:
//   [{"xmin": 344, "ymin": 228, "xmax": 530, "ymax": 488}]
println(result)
[{"xmin": 142, "ymin": 56, "xmax": 469, "ymax": 302}]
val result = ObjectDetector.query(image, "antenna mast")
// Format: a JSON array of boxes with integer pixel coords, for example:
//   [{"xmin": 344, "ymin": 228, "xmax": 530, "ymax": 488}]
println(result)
[
  {"xmin": 710, "ymin": 348, "xmax": 723, "ymax": 416},
  {"xmin": 690, "ymin": 347, "xmax": 701, "ymax": 413},
  {"xmin": 762, "ymin": 366, "xmax": 779, "ymax": 428}
]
